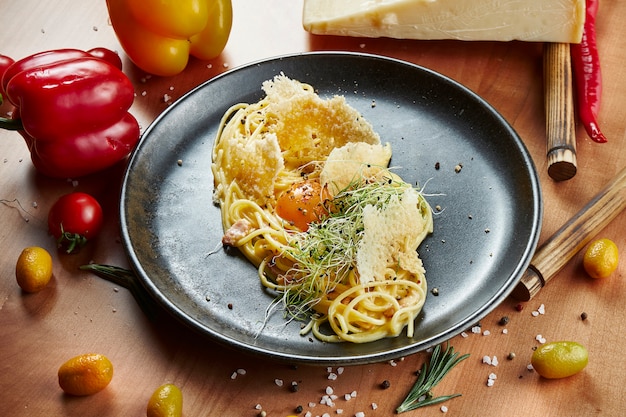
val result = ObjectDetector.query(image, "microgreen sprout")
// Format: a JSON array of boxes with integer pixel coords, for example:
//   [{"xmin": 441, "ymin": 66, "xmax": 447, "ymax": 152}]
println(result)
[{"xmin": 276, "ymin": 172, "xmax": 430, "ymax": 319}]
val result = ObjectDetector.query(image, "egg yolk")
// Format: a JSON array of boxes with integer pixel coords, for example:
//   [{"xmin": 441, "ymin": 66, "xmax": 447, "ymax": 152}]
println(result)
[{"xmin": 275, "ymin": 179, "xmax": 330, "ymax": 231}]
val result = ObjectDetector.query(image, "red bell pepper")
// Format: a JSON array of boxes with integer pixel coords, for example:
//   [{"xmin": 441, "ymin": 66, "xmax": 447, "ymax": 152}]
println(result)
[{"xmin": 0, "ymin": 48, "xmax": 140, "ymax": 178}]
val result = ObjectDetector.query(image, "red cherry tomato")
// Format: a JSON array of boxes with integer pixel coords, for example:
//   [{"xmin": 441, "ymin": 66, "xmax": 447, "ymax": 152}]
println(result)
[
  {"xmin": 48, "ymin": 192, "xmax": 103, "ymax": 253},
  {"xmin": 275, "ymin": 179, "xmax": 330, "ymax": 231}
]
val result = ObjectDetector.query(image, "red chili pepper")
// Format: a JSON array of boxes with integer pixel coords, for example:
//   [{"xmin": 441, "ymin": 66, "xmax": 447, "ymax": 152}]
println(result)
[
  {"xmin": 0, "ymin": 48, "xmax": 140, "ymax": 178},
  {"xmin": 571, "ymin": 0, "xmax": 607, "ymax": 143}
]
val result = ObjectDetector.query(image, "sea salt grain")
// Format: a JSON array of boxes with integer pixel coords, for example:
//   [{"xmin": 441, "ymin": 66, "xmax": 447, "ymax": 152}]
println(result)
[
  {"xmin": 441, "ymin": 405, "xmax": 449, "ymax": 413},
  {"xmin": 532, "ymin": 304, "xmax": 546, "ymax": 316},
  {"xmin": 482, "ymin": 355, "xmax": 498, "ymax": 366},
  {"xmin": 535, "ymin": 334, "xmax": 547, "ymax": 344},
  {"xmin": 355, "ymin": 412, "xmax": 365, "ymax": 417}
]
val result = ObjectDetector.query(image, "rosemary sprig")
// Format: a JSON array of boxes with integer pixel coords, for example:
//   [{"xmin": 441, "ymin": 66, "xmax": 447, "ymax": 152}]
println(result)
[
  {"xmin": 79, "ymin": 263, "xmax": 157, "ymax": 320},
  {"xmin": 396, "ymin": 343, "xmax": 470, "ymax": 414}
]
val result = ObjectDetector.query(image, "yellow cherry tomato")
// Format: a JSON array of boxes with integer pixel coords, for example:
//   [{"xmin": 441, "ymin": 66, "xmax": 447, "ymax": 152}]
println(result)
[
  {"xmin": 147, "ymin": 383, "xmax": 183, "ymax": 417},
  {"xmin": 106, "ymin": 0, "xmax": 232, "ymax": 76},
  {"xmin": 276, "ymin": 179, "xmax": 330, "ymax": 231},
  {"xmin": 15, "ymin": 246, "xmax": 53, "ymax": 293},
  {"xmin": 531, "ymin": 341, "xmax": 588, "ymax": 379},
  {"xmin": 583, "ymin": 238, "xmax": 619, "ymax": 279},
  {"xmin": 58, "ymin": 353, "xmax": 114, "ymax": 396}
]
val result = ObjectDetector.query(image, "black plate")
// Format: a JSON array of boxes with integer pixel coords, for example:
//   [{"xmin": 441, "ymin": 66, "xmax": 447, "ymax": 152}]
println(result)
[{"xmin": 120, "ymin": 52, "xmax": 542, "ymax": 365}]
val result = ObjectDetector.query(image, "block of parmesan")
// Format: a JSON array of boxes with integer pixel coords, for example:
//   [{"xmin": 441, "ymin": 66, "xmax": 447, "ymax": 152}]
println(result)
[{"xmin": 302, "ymin": 0, "xmax": 585, "ymax": 43}]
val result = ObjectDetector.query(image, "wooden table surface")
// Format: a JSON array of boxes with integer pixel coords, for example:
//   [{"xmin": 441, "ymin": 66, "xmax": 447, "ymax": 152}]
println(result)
[{"xmin": 1, "ymin": 1, "xmax": 625, "ymax": 416}]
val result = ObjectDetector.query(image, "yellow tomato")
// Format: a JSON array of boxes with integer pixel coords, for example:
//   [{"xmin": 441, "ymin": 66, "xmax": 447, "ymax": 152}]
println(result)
[
  {"xmin": 147, "ymin": 383, "xmax": 183, "ymax": 417},
  {"xmin": 276, "ymin": 179, "xmax": 330, "ymax": 231},
  {"xmin": 583, "ymin": 238, "xmax": 619, "ymax": 279},
  {"xmin": 58, "ymin": 353, "xmax": 114, "ymax": 396},
  {"xmin": 15, "ymin": 246, "xmax": 53, "ymax": 293},
  {"xmin": 531, "ymin": 341, "xmax": 588, "ymax": 379}
]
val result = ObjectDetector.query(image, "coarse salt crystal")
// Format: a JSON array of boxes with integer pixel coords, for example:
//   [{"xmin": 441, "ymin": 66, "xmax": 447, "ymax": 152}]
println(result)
[
  {"xmin": 527, "ymin": 364, "xmax": 534, "ymax": 371},
  {"xmin": 337, "ymin": 409, "xmax": 344, "ymax": 414},
  {"xmin": 502, "ymin": 329, "xmax": 508, "ymax": 334},
  {"xmin": 351, "ymin": 390, "xmax": 357, "ymax": 398},
  {"xmin": 328, "ymin": 373, "xmax": 338, "ymax": 380},
  {"xmin": 483, "ymin": 330, "xmax": 491, "ymax": 336},
  {"xmin": 441, "ymin": 405, "xmax": 449, "ymax": 413},
  {"xmin": 531, "ymin": 311, "xmax": 540, "ymax": 317},
  {"xmin": 371, "ymin": 403, "xmax": 378, "ymax": 410},
  {"xmin": 237, "ymin": 368, "xmax": 246, "ymax": 375},
  {"xmin": 344, "ymin": 394, "xmax": 352, "ymax": 401},
  {"xmin": 482, "ymin": 356, "xmax": 492, "ymax": 365},
  {"xmin": 230, "ymin": 372, "xmax": 238, "ymax": 379},
  {"xmin": 471, "ymin": 326, "xmax": 481, "ymax": 333},
  {"xmin": 538, "ymin": 304, "xmax": 545, "ymax": 314},
  {"xmin": 304, "ymin": 412, "xmax": 312, "ymax": 417},
  {"xmin": 492, "ymin": 356, "xmax": 499, "ymax": 366},
  {"xmin": 487, "ymin": 379, "xmax": 495, "ymax": 387},
  {"xmin": 355, "ymin": 412, "xmax": 365, "ymax": 417},
  {"xmin": 337, "ymin": 367, "xmax": 344, "ymax": 375},
  {"xmin": 274, "ymin": 379, "xmax": 283, "ymax": 386},
  {"xmin": 535, "ymin": 334, "xmax": 546, "ymax": 344},
  {"xmin": 254, "ymin": 404, "xmax": 262, "ymax": 410},
  {"xmin": 308, "ymin": 402, "xmax": 316, "ymax": 408},
  {"xmin": 326, "ymin": 386, "xmax": 334, "ymax": 395},
  {"xmin": 461, "ymin": 332, "xmax": 468, "ymax": 338}
]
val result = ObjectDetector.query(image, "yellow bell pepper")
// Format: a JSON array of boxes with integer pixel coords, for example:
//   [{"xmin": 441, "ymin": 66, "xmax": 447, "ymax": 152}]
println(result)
[{"xmin": 106, "ymin": 0, "xmax": 232, "ymax": 76}]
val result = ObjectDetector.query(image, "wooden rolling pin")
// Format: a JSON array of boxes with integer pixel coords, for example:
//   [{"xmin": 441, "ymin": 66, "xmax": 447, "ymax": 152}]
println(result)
[
  {"xmin": 544, "ymin": 42, "xmax": 577, "ymax": 181},
  {"xmin": 512, "ymin": 166, "xmax": 626, "ymax": 300}
]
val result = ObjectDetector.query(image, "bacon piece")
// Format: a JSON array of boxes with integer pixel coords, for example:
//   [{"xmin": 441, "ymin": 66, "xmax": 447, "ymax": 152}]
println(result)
[{"xmin": 222, "ymin": 219, "xmax": 252, "ymax": 246}]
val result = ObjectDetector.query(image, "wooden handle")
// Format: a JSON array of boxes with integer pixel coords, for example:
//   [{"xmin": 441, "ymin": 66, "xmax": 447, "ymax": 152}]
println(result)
[
  {"xmin": 513, "ymin": 167, "xmax": 626, "ymax": 300},
  {"xmin": 544, "ymin": 43, "xmax": 577, "ymax": 181}
]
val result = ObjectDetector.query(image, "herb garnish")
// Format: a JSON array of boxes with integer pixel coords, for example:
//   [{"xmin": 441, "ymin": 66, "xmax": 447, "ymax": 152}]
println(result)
[
  {"xmin": 396, "ymin": 343, "xmax": 469, "ymax": 413},
  {"xmin": 279, "ymin": 175, "xmax": 429, "ymax": 318}
]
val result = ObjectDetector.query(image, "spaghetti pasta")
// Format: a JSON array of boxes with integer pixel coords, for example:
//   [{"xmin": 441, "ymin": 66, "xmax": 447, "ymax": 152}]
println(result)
[{"xmin": 212, "ymin": 75, "xmax": 433, "ymax": 343}]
